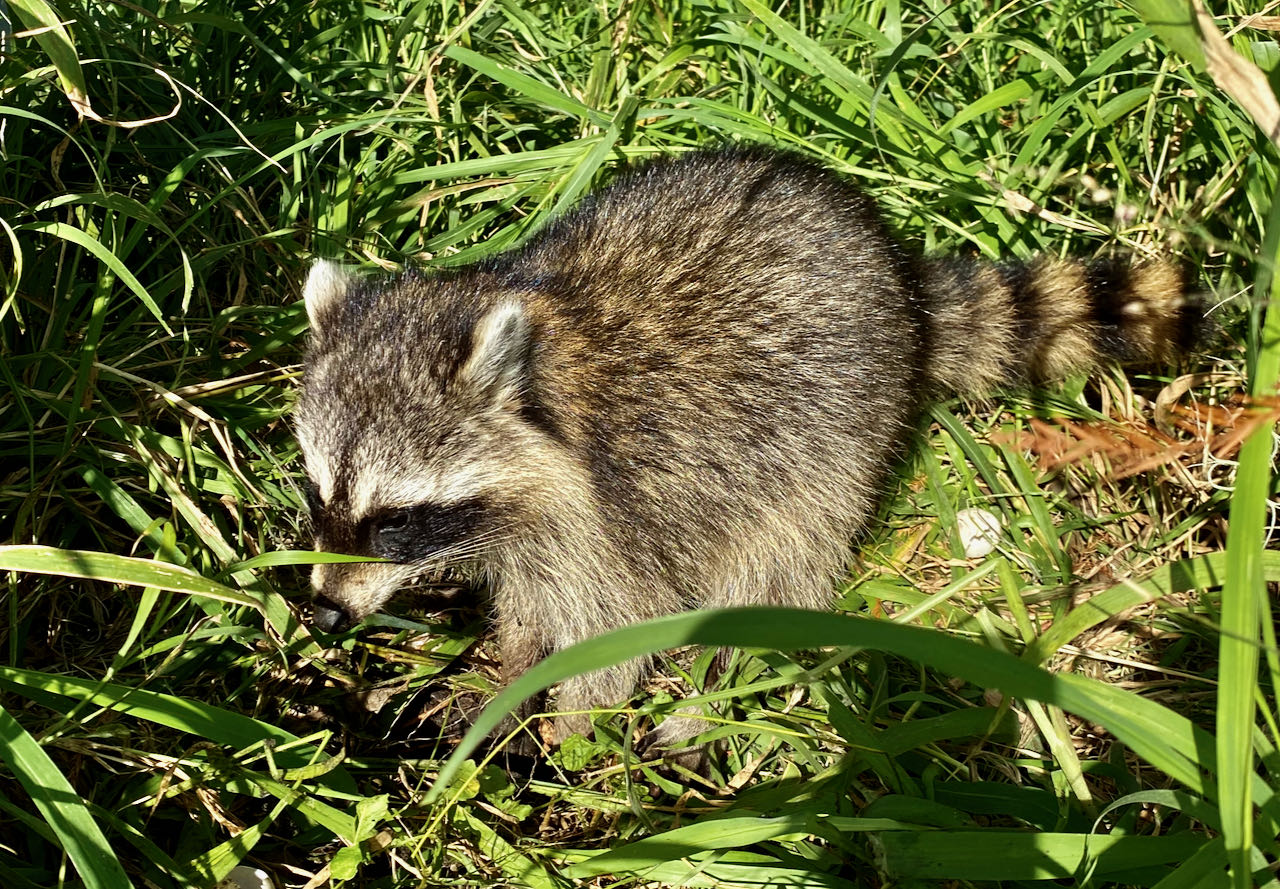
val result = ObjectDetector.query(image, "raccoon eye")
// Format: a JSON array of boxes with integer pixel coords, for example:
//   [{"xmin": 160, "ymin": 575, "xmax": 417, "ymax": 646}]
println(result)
[{"xmin": 373, "ymin": 509, "xmax": 412, "ymax": 536}]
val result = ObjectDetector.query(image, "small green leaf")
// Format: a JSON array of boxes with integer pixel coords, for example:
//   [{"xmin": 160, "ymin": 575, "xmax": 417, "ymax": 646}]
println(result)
[
  {"xmin": 555, "ymin": 732, "xmax": 604, "ymax": 771},
  {"xmin": 353, "ymin": 795, "xmax": 390, "ymax": 842},
  {"xmin": 329, "ymin": 844, "xmax": 364, "ymax": 882}
]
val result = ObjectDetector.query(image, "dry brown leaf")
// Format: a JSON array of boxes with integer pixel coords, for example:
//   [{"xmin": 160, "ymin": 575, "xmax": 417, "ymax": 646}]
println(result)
[
  {"xmin": 1240, "ymin": 15, "xmax": 1280, "ymax": 32},
  {"xmin": 1013, "ymin": 394, "xmax": 1280, "ymax": 479}
]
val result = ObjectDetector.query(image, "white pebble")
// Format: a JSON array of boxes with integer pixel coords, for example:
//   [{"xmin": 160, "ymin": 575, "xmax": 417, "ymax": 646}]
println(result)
[
  {"xmin": 955, "ymin": 507, "xmax": 1002, "ymax": 559},
  {"xmin": 217, "ymin": 868, "xmax": 275, "ymax": 889}
]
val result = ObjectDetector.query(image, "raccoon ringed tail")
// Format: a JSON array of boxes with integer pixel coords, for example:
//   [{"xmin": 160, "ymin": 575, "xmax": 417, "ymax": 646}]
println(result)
[{"xmin": 921, "ymin": 256, "xmax": 1198, "ymax": 397}]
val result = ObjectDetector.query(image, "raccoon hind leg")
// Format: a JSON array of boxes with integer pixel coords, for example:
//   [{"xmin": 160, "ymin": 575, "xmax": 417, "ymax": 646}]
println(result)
[
  {"xmin": 490, "ymin": 615, "xmax": 551, "ymax": 753},
  {"xmin": 641, "ymin": 528, "xmax": 848, "ymax": 752},
  {"xmin": 550, "ymin": 659, "xmax": 651, "ymax": 743},
  {"xmin": 493, "ymin": 539, "xmax": 682, "ymax": 745},
  {"xmin": 700, "ymin": 517, "xmax": 850, "ymax": 610}
]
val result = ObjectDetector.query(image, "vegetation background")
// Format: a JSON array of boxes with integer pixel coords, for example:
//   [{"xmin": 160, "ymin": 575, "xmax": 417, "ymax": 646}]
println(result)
[{"xmin": 0, "ymin": 0, "xmax": 1278, "ymax": 887}]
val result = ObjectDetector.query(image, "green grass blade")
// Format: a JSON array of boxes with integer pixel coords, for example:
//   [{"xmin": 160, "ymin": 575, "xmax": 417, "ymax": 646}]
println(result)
[
  {"xmin": 183, "ymin": 799, "xmax": 290, "ymax": 886},
  {"xmin": 429, "ymin": 607, "xmax": 1211, "ymax": 800},
  {"xmin": 0, "ymin": 545, "xmax": 256, "ymax": 607},
  {"xmin": 0, "ymin": 546, "xmax": 317, "ymax": 654},
  {"xmin": 737, "ymin": 0, "xmax": 911, "ymax": 150},
  {"xmin": 17, "ymin": 221, "xmax": 172, "ymax": 332},
  {"xmin": 455, "ymin": 808, "xmax": 559, "ymax": 889},
  {"xmin": 444, "ymin": 45, "xmax": 607, "ymax": 126},
  {"xmin": 1150, "ymin": 837, "xmax": 1232, "ymax": 889},
  {"xmin": 1217, "ymin": 163, "xmax": 1280, "ymax": 889},
  {"xmin": 568, "ymin": 847, "xmax": 855, "ymax": 888},
  {"xmin": 7, "ymin": 0, "xmax": 92, "ymax": 117},
  {"xmin": 228, "ymin": 550, "xmax": 384, "ymax": 571},
  {"xmin": 936, "ymin": 78, "xmax": 1034, "ymax": 137},
  {"xmin": 542, "ymin": 127, "xmax": 621, "ymax": 223},
  {"xmin": 567, "ymin": 813, "xmax": 814, "ymax": 878},
  {"xmin": 878, "ymin": 830, "xmax": 1205, "ymax": 880},
  {"xmin": 230, "ymin": 773, "xmax": 356, "ymax": 843},
  {"xmin": 1127, "ymin": 0, "xmax": 1207, "ymax": 71},
  {"xmin": 1028, "ymin": 551, "xmax": 1280, "ymax": 662},
  {"xmin": 0, "ymin": 666, "xmax": 355, "ymax": 794},
  {"xmin": 0, "ymin": 702, "xmax": 134, "ymax": 889}
]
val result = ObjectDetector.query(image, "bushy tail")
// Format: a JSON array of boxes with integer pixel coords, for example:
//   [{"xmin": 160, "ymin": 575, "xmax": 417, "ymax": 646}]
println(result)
[{"xmin": 920, "ymin": 256, "xmax": 1200, "ymax": 397}]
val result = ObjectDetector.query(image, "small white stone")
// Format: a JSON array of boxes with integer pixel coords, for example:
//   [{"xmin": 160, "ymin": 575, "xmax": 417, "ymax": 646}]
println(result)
[
  {"xmin": 216, "ymin": 867, "xmax": 275, "ymax": 889},
  {"xmin": 955, "ymin": 507, "xmax": 1002, "ymax": 559}
]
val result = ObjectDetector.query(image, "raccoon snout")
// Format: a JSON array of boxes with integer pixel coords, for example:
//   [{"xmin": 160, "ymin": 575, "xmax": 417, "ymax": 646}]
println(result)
[{"xmin": 311, "ymin": 594, "xmax": 353, "ymax": 633}]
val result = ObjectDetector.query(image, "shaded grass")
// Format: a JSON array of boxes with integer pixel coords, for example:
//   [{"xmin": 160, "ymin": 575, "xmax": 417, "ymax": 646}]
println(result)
[{"xmin": 0, "ymin": 0, "xmax": 1277, "ymax": 887}]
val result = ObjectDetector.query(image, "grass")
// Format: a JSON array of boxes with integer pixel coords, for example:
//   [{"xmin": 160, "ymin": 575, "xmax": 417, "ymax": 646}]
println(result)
[{"xmin": 0, "ymin": 0, "xmax": 1278, "ymax": 887}]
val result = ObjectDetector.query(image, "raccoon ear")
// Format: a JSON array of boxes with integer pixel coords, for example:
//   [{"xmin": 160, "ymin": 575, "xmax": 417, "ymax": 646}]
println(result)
[
  {"xmin": 303, "ymin": 260, "xmax": 351, "ymax": 339},
  {"xmin": 460, "ymin": 302, "xmax": 531, "ymax": 400}
]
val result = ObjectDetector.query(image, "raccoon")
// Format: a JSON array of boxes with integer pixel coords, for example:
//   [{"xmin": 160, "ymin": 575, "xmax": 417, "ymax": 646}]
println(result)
[{"xmin": 294, "ymin": 146, "xmax": 1196, "ymax": 745}]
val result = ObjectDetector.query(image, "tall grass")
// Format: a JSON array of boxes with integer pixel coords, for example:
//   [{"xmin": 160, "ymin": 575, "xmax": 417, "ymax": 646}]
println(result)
[{"xmin": 0, "ymin": 1, "xmax": 1276, "ymax": 887}]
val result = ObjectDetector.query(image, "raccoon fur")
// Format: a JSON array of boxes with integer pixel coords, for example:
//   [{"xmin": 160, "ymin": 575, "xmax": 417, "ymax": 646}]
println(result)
[{"xmin": 294, "ymin": 146, "xmax": 1197, "ymax": 745}]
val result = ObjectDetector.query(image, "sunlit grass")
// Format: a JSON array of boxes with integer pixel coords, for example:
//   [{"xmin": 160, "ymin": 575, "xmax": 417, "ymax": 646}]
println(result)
[{"xmin": 1, "ymin": 0, "xmax": 1276, "ymax": 887}]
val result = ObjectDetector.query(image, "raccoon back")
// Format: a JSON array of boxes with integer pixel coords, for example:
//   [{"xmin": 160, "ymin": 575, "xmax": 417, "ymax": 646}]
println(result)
[{"xmin": 298, "ymin": 146, "xmax": 1199, "ymax": 608}]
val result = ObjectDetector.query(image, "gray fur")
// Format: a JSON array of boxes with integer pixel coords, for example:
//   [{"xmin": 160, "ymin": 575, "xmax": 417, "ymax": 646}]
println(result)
[{"xmin": 294, "ymin": 146, "xmax": 1195, "ymax": 744}]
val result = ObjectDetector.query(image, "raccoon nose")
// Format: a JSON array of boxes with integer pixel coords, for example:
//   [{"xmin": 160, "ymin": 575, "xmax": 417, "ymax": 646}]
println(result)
[{"xmin": 311, "ymin": 595, "xmax": 353, "ymax": 633}]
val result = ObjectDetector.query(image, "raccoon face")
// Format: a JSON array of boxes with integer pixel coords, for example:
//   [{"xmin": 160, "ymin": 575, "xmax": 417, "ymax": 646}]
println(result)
[
  {"xmin": 304, "ymin": 485, "xmax": 492, "ymax": 632},
  {"xmin": 295, "ymin": 261, "xmax": 546, "ymax": 632}
]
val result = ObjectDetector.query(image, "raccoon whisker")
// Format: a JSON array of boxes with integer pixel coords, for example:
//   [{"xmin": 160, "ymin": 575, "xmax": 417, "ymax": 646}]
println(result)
[
  {"xmin": 458, "ymin": 522, "xmax": 518, "ymax": 545},
  {"xmin": 444, "ymin": 523, "xmax": 517, "ymax": 553},
  {"xmin": 407, "ymin": 525, "xmax": 518, "ymax": 568},
  {"xmin": 410, "ymin": 547, "xmax": 484, "ymax": 570}
]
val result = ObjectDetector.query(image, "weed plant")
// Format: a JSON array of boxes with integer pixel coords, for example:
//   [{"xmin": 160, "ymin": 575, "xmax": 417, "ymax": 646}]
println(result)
[{"xmin": 0, "ymin": 1, "xmax": 1278, "ymax": 887}]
